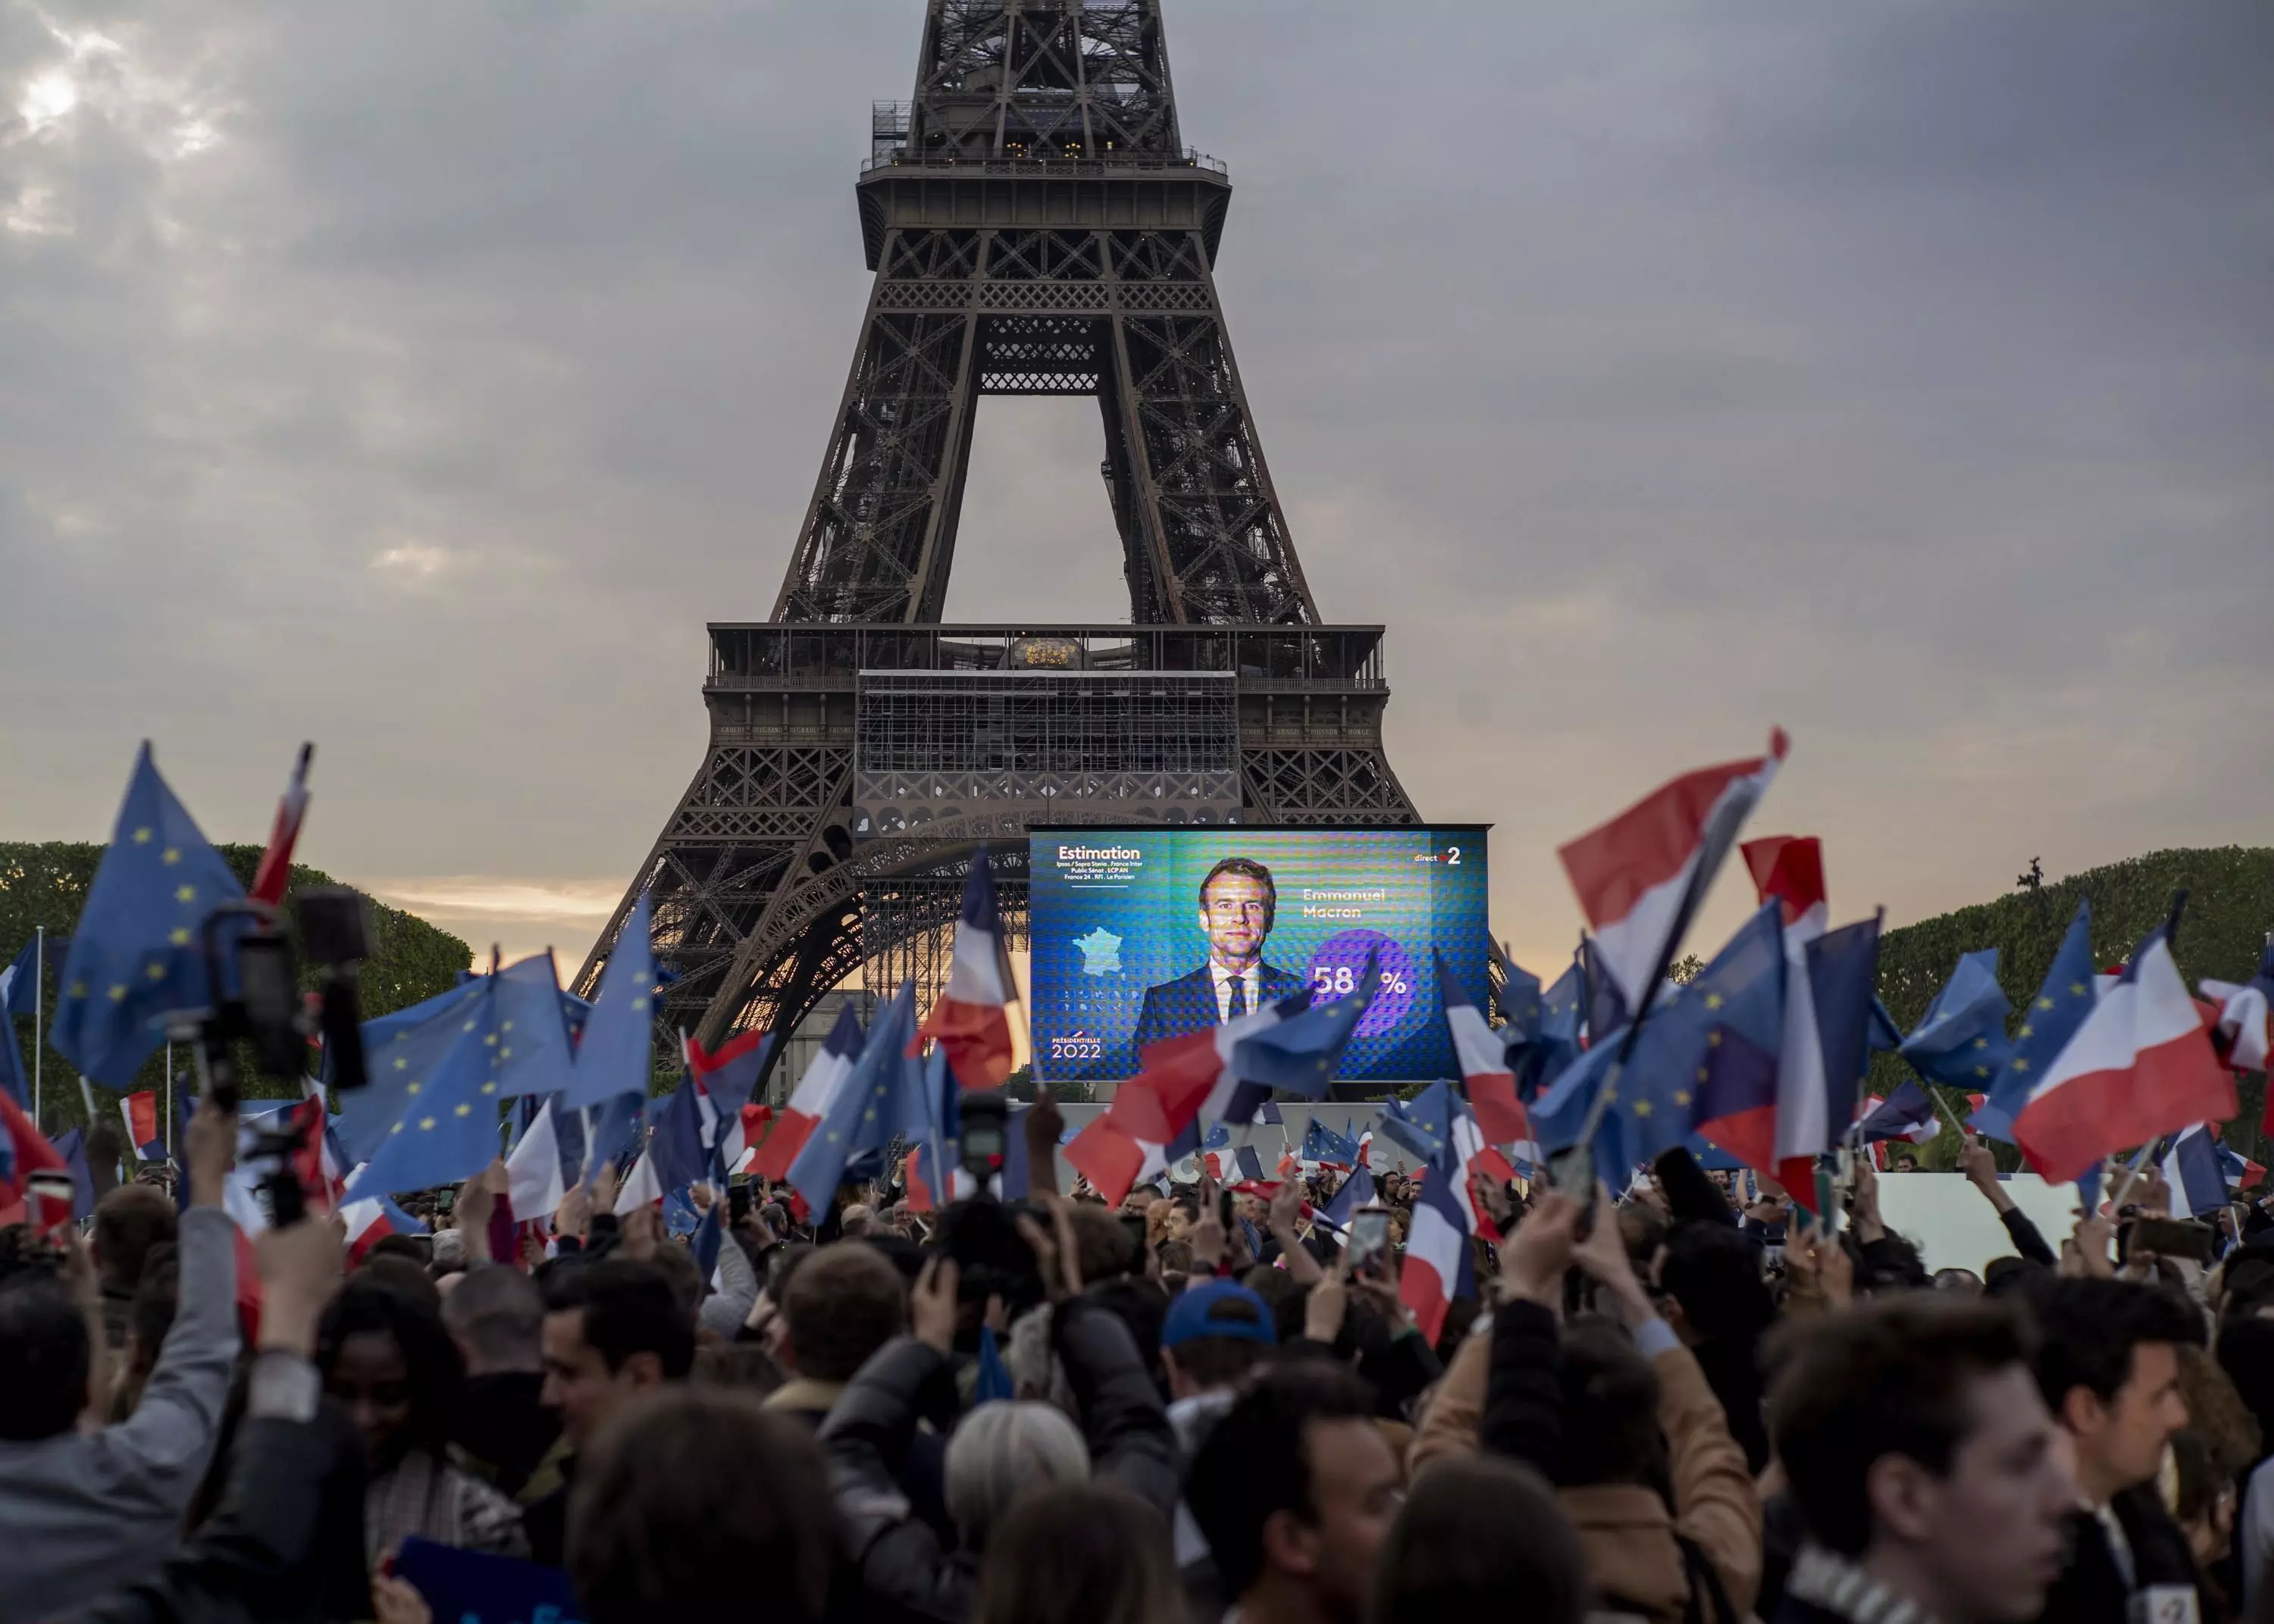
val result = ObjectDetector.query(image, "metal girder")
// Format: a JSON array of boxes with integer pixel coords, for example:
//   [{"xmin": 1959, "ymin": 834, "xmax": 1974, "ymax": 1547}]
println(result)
[{"xmin": 587, "ymin": 4, "xmax": 1415, "ymax": 1094}]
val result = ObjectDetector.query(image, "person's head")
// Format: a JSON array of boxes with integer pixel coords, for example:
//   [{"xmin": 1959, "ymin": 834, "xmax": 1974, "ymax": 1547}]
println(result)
[
  {"xmin": 2021, "ymin": 1276, "xmax": 2203, "ymax": 1504},
  {"xmin": 777, "ymin": 1241, "xmax": 905, "ymax": 1382},
  {"xmin": 543, "ymin": 1259, "xmax": 696, "ymax": 1450},
  {"xmin": 691, "ymin": 1343, "xmax": 785, "ymax": 1396},
  {"xmin": 646, "ymin": 1243, "xmax": 704, "ymax": 1326},
  {"xmin": 361, "ymin": 1253, "xmax": 443, "ymax": 1313},
  {"xmin": 840, "ymin": 1203, "xmax": 876, "ymax": 1239},
  {"xmin": 1659, "ymin": 1220, "xmax": 1776, "ymax": 1345},
  {"xmin": 428, "ymin": 1227, "xmax": 468, "ymax": 1275},
  {"xmin": 1186, "ymin": 1361, "xmax": 1400, "ymax": 1624},
  {"xmin": 0, "ymin": 1263, "xmax": 89, "ymax": 1441},
  {"xmin": 1198, "ymin": 856, "xmax": 1276, "ymax": 971},
  {"xmin": 1892, "ymin": 1151, "xmax": 1919, "ymax": 1173},
  {"xmin": 317, "ymin": 1275, "xmax": 468, "ymax": 1472},
  {"xmin": 1160, "ymin": 1279, "xmax": 1276, "ymax": 1400},
  {"xmin": 1123, "ymin": 1184, "xmax": 1164, "ymax": 1216},
  {"xmin": 1367, "ymin": 1456, "xmax": 1589, "ymax": 1624},
  {"xmin": 1617, "ymin": 1200, "xmax": 1669, "ymax": 1282},
  {"xmin": 1554, "ymin": 1319, "xmax": 1663, "ymax": 1488},
  {"xmin": 1771, "ymin": 1295, "xmax": 2073, "ymax": 1624},
  {"xmin": 92, "ymin": 1184, "xmax": 176, "ymax": 1292},
  {"xmin": 1067, "ymin": 1203, "xmax": 1140, "ymax": 1282},
  {"xmin": 946, "ymin": 1400, "xmax": 1092, "ymax": 1548},
  {"xmin": 569, "ymin": 1388, "xmax": 836, "ymax": 1624},
  {"xmin": 973, "ymin": 1481, "xmax": 1182, "ymax": 1624},
  {"xmin": 365, "ymin": 1231, "xmax": 431, "ymax": 1269},
  {"xmin": 1935, "ymin": 1269, "xmax": 1986, "ymax": 1297},
  {"xmin": 440, "ymin": 1260, "xmax": 546, "ymax": 1377}
]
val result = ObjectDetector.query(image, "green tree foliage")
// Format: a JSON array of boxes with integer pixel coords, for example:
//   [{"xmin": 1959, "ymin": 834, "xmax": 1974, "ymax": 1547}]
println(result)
[
  {"xmin": 0, "ymin": 841, "xmax": 472, "ymax": 1131},
  {"xmin": 1003, "ymin": 1063, "xmax": 1088, "ymax": 1103},
  {"xmin": 1868, "ymin": 846, "xmax": 2274, "ymax": 1169}
]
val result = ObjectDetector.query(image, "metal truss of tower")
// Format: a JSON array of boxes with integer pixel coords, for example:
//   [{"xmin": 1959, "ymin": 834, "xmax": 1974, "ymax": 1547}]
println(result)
[{"xmin": 577, "ymin": 2, "xmax": 1418, "ymax": 1096}]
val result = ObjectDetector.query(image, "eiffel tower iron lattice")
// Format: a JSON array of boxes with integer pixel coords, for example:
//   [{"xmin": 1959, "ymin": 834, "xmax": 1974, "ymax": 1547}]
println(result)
[{"xmin": 575, "ymin": 1, "xmax": 1419, "ymax": 1094}]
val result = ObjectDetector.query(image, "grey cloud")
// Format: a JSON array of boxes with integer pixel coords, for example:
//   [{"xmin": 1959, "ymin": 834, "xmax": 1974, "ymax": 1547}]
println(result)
[{"xmin": 2, "ymin": 0, "xmax": 2269, "ymax": 975}]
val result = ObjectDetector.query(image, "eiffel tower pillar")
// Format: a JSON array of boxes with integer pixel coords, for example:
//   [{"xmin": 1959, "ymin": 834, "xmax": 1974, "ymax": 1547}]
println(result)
[{"xmin": 578, "ymin": 2, "xmax": 1418, "ymax": 1092}]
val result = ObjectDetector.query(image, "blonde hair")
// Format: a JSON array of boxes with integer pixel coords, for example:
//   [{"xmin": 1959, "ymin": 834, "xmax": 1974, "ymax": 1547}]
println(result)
[{"xmin": 944, "ymin": 1401, "xmax": 1090, "ymax": 1547}]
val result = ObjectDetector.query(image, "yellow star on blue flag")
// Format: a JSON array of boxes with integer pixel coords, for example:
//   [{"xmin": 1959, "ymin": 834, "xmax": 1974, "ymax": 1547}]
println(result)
[{"xmin": 52, "ymin": 743, "xmax": 246, "ymax": 1087}]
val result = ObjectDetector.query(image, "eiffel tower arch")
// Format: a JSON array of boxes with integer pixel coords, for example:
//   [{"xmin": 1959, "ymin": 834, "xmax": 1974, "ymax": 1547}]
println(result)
[{"xmin": 576, "ymin": 1, "xmax": 1419, "ymax": 1090}]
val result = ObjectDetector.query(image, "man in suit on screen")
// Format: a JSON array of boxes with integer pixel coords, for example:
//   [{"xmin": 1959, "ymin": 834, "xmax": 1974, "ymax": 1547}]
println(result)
[{"xmin": 1132, "ymin": 856, "xmax": 1307, "ymax": 1054}]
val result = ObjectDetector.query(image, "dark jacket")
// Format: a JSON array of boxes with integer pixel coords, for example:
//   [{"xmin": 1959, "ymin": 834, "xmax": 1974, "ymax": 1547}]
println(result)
[
  {"xmin": 822, "ymin": 1297, "xmax": 1178, "ymax": 1624},
  {"xmin": 2038, "ymin": 1488, "xmax": 2209, "ymax": 1624},
  {"xmin": 1132, "ymin": 962, "xmax": 1305, "ymax": 1054},
  {"xmin": 63, "ymin": 1410, "xmax": 368, "ymax": 1624},
  {"xmin": 452, "ymin": 1371, "xmax": 559, "ymax": 1498}
]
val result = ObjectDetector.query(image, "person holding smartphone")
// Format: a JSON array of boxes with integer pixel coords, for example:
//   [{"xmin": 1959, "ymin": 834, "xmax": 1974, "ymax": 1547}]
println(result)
[{"xmin": 0, "ymin": 1099, "xmax": 243, "ymax": 1624}]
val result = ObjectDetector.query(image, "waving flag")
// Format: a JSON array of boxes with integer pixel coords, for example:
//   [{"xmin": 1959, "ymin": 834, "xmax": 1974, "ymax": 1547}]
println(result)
[
  {"xmin": 1972, "ymin": 902, "xmax": 2098, "ymax": 1142},
  {"xmin": 506, "ymin": 1098, "xmax": 570, "ymax": 1222},
  {"xmin": 248, "ymin": 743, "xmax": 313, "ymax": 907},
  {"xmin": 787, "ymin": 984, "xmax": 926, "ymax": 1213},
  {"xmin": 120, "ymin": 1090, "xmax": 165, "ymax": 1161},
  {"xmin": 684, "ymin": 1028, "xmax": 775, "ymax": 1106},
  {"xmin": 1318, "ymin": 1163, "xmax": 1377, "ymax": 1234},
  {"xmin": 2013, "ymin": 922, "xmax": 2236, "ymax": 1185},
  {"xmin": 918, "ymin": 862, "xmax": 1018, "ymax": 1090},
  {"xmin": 343, "ymin": 954, "xmax": 575, "ymax": 1199},
  {"xmin": 1378, "ymin": 1078, "xmax": 1456, "ymax": 1166},
  {"xmin": 1900, "ymin": 951, "xmax": 2015, "ymax": 1089},
  {"xmin": 754, "ymin": 1003, "xmax": 867, "ymax": 1178},
  {"xmin": 1105, "ymin": 988, "xmax": 1310, "ymax": 1153},
  {"xmin": 1301, "ymin": 1118, "xmax": 1360, "ymax": 1169},
  {"xmin": 0, "ymin": 935, "xmax": 61, "ymax": 1109},
  {"xmin": 650, "ymin": 1073, "xmax": 716, "ymax": 1195},
  {"xmin": 612, "ymin": 1147, "xmax": 665, "ymax": 1213},
  {"xmin": 1859, "ymin": 1081, "xmax": 1941, "ymax": 1146},
  {"xmin": 1517, "ymin": 962, "xmax": 1586, "ymax": 1103},
  {"xmin": 52, "ymin": 744, "xmax": 248, "ymax": 1087},
  {"xmin": 1441, "ymin": 951, "xmax": 1529, "ymax": 1147},
  {"xmin": 2160, "ymin": 1125, "xmax": 2230, "ymax": 1219},
  {"xmin": 1799, "ymin": 913, "xmax": 1885, "ymax": 1203},
  {"xmin": 1399, "ymin": 1095, "xmax": 1485, "ymax": 1342},
  {"xmin": 563, "ymin": 893, "xmax": 659, "ymax": 1109},
  {"xmin": 1233, "ymin": 951, "xmax": 1380, "ymax": 1097},
  {"xmin": 1063, "ymin": 1112, "xmax": 1170, "ymax": 1208},
  {"xmin": 2200, "ymin": 940, "xmax": 2274, "ymax": 1075},
  {"xmin": 1557, "ymin": 729, "xmax": 1787, "ymax": 1015}
]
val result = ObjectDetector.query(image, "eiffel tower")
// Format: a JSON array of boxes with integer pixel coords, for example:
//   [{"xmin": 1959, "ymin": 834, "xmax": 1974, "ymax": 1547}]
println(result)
[{"xmin": 576, "ymin": 0, "xmax": 1418, "ymax": 1090}]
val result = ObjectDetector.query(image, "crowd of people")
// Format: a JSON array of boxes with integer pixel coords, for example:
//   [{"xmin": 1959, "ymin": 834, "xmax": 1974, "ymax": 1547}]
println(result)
[{"xmin": 5, "ymin": 1090, "xmax": 2274, "ymax": 1624}]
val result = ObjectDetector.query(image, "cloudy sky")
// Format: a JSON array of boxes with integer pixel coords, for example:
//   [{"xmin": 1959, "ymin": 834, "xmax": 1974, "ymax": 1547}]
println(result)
[{"xmin": 5, "ymin": 1, "xmax": 2270, "ymax": 987}]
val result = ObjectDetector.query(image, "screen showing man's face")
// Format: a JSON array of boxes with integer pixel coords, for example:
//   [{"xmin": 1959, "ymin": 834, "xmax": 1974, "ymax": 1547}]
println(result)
[{"xmin": 1200, "ymin": 869, "xmax": 1270, "ymax": 970}]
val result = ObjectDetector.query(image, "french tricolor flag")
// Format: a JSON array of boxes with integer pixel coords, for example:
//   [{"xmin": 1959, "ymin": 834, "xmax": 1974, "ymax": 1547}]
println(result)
[
  {"xmin": 2013, "ymin": 925, "xmax": 2237, "ymax": 1186},
  {"xmin": 1063, "ymin": 1114, "xmax": 1170, "ymax": 1208},
  {"xmin": 340, "ymin": 1189, "xmax": 428, "ymax": 1267},
  {"xmin": 1697, "ymin": 834, "xmax": 1831, "ymax": 1196},
  {"xmin": 2200, "ymin": 947, "xmax": 2273, "ymax": 1075},
  {"xmin": 1557, "ymin": 729, "xmax": 1787, "ymax": 1015},
  {"xmin": 917, "ymin": 862, "xmax": 1018, "ymax": 1091},
  {"xmin": 1439, "ymin": 950, "xmax": 1530, "ymax": 1148},
  {"xmin": 120, "ymin": 1090, "xmax": 166, "ymax": 1162},
  {"xmin": 753, "ymin": 1003, "xmax": 866, "ymax": 1180},
  {"xmin": 1399, "ymin": 1115, "xmax": 1483, "ymax": 1344},
  {"xmin": 2160, "ymin": 1125, "xmax": 2232, "ymax": 1219},
  {"xmin": 249, "ymin": 743, "xmax": 313, "ymax": 908}
]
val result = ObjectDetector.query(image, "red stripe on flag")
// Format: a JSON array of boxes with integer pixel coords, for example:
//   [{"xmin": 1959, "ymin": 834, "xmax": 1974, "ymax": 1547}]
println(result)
[
  {"xmin": 1063, "ymin": 1116, "xmax": 1147, "ymax": 1209},
  {"xmin": 1558, "ymin": 735, "xmax": 1787, "ymax": 927},
  {"xmin": 2016, "ymin": 1028, "xmax": 2238, "ymax": 1186}
]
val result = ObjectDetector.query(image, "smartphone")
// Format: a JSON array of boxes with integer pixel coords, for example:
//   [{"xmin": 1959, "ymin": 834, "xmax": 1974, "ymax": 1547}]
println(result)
[
  {"xmin": 728, "ymin": 1183, "xmax": 753, "ymax": 1225},
  {"xmin": 1119, "ymin": 1211, "xmax": 1150, "ymax": 1253},
  {"xmin": 1348, "ymin": 1206, "xmax": 1393, "ymax": 1280},
  {"xmin": 1546, "ymin": 1143, "xmax": 1597, "ymax": 1239},
  {"xmin": 25, "ymin": 1171, "xmax": 76, "ymax": 1238},
  {"xmin": 2127, "ymin": 1218, "xmax": 2215, "ymax": 1264}
]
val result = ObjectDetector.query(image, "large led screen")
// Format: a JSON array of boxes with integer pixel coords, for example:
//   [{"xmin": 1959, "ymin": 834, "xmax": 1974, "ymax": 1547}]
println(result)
[{"xmin": 1027, "ymin": 827, "xmax": 1489, "ymax": 1084}]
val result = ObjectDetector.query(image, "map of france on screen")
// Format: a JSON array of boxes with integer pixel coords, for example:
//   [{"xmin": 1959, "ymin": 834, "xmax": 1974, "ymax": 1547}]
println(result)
[{"xmin": 1027, "ymin": 828, "xmax": 1489, "ymax": 1083}]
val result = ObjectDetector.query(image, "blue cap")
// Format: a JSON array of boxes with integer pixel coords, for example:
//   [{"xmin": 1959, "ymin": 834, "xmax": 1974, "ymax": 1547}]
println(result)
[{"xmin": 1161, "ymin": 1279, "xmax": 1277, "ymax": 1349}]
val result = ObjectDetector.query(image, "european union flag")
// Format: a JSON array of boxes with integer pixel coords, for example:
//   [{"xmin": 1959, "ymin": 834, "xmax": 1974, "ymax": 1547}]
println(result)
[
  {"xmin": 584, "ymin": 1090, "xmax": 647, "ymax": 1182},
  {"xmin": 1974, "ymin": 901, "xmax": 2096, "ymax": 1143},
  {"xmin": 787, "ymin": 982, "xmax": 926, "ymax": 1213},
  {"xmin": 1233, "ymin": 950, "xmax": 1379, "ymax": 1097},
  {"xmin": 1529, "ymin": 1031, "xmax": 1625, "ymax": 1156},
  {"xmin": 650, "ymin": 1074, "xmax": 712, "ymax": 1195},
  {"xmin": 52, "ymin": 746, "xmax": 246, "ymax": 1087},
  {"xmin": 1377, "ymin": 1078, "xmax": 1455, "ymax": 1166},
  {"xmin": 1320, "ymin": 1163, "xmax": 1376, "ymax": 1231},
  {"xmin": 1201, "ymin": 1122, "xmax": 1233, "ymax": 1151},
  {"xmin": 1301, "ymin": 1119, "xmax": 1361, "ymax": 1166},
  {"xmin": 1602, "ymin": 901, "xmax": 1787, "ymax": 1172},
  {"xmin": 1809, "ymin": 913, "xmax": 1885, "ymax": 1146},
  {"xmin": 343, "ymin": 954, "xmax": 575, "ymax": 1199},
  {"xmin": 1580, "ymin": 937, "xmax": 1631, "ymax": 1041},
  {"xmin": 335, "ymin": 980, "xmax": 485, "ymax": 1165},
  {"xmin": 1521, "ymin": 962, "xmax": 1587, "ymax": 1100},
  {"xmin": 1900, "ymin": 950, "xmax": 2014, "ymax": 1090},
  {"xmin": 562, "ymin": 892, "xmax": 658, "ymax": 1109}
]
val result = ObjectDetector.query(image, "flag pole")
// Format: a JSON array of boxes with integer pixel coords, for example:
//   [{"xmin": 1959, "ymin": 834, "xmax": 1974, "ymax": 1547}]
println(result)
[
  {"xmin": 31, "ymin": 925, "xmax": 44, "ymax": 1127},
  {"xmin": 165, "ymin": 1040, "xmax": 174, "ymax": 1156}
]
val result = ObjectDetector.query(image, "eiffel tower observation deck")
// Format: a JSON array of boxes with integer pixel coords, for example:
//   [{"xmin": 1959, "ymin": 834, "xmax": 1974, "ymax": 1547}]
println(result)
[{"xmin": 578, "ymin": 2, "xmax": 1419, "ymax": 1090}]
